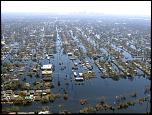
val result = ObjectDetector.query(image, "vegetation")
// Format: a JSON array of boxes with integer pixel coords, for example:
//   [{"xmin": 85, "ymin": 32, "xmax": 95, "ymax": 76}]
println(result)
[
  {"xmin": 4, "ymin": 80, "xmax": 20, "ymax": 90},
  {"xmin": 41, "ymin": 96, "xmax": 49, "ymax": 103},
  {"xmin": 80, "ymin": 99, "xmax": 88, "ymax": 105},
  {"xmin": 83, "ymin": 71, "xmax": 96, "ymax": 79},
  {"xmin": 80, "ymin": 106, "xmax": 96, "ymax": 113}
]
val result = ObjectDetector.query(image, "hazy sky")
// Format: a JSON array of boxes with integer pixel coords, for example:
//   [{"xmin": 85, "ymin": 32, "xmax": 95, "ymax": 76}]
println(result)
[{"xmin": 1, "ymin": 1, "xmax": 151, "ymax": 16}]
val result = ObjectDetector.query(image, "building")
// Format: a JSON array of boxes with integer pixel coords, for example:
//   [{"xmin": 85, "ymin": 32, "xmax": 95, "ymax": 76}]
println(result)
[
  {"xmin": 41, "ymin": 64, "xmax": 53, "ymax": 75},
  {"xmin": 41, "ymin": 64, "xmax": 52, "ymax": 70}
]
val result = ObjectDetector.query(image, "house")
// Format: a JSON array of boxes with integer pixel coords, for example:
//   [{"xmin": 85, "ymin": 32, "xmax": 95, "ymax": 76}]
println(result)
[
  {"xmin": 75, "ymin": 77, "xmax": 84, "ymax": 81},
  {"xmin": 32, "ymin": 68, "xmax": 37, "ymax": 72},
  {"xmin": 79, "ymin": 73, "xmax": 83, "ymax": 77},
  {"xmin": 6, "ymin": 90, "xmax": 13, "ymax": 94},
  {"xmin": 74, "ymin": 62, "xmax": 78, "ymax": 66},
  {"xmin": 41, "ymin": 64, "xmax": 52, "ymax": 70},
  {"xmin": 73, "ymin": 72, "xmax": 77, "ymax": 77},
  {"xmin": 42, "ymin": 70, "xmax": 52, "ymax": 75},
  {"xmin": 25, "ymin": 95, "xmax": 34, "ymax": 100},
  {"xmin": 41, "ymin": 64, "xmax": 53, "ymax": 75},
  {"xmin": 21, "ymin": 90, "xmax": 28, "ymax": 94},
  {"xmin": 10, "ymin": 95, "xmax": 19, "ymax": 101},
  {"xmin": 67, "ymin": 52, "xmax": 73, "ymax": 56},
  {"xmin": 43, "ymin": 77, "xmax": 52, "ymax": 81},
  {"xmin": 48, "ymin": 54, "xmax": 54, "ymax": 56},
  {"xmin": 8, "ymin": 112, "xmax": 17, "ymax": 114},
  {"xmin": 34, "ymin": 95, "xmax": 41, "ymax": 101},
  {"xmin": 88, "ymin": 71, "xmax": 93, "ymax": 73},
  {"xmin": 45, "ymin": 89, "xmax": 51, "ymax": 93},
  {"xmin": 47, "ymin": 56, "xmax": 50, "ymax": 60},
  {"xmin": 1, "ymin": 91, "xmax": 6, "ymax": 95},
  {"xmin": 42, "ymin": 92, "xmax": 47, "ymax": 95},
  {"xmin": 26, "ymin": 92, "xmax": 31, "ymax": 96},
  {"xmin": 13, "ymin": 94, "xmax": 19, "ymax": 98},
  {"xmin": 25, "ymin": 83, "xmax": 30, "ymax": 87},
  {"xmin": 1, "ymin": 97, "xmax": 9, "ymax": 102},
  {"xmin": 14, "ymin": 91, "xmax": 19, "ymax": 95},
  {"xmin": 29, "ymin": 90, "xmax": 35, "ymax": 95},
  {"xmin": 17, "ymin": 112, "xmax": 35, "ymax": 114},
  {"xmin": 38, "ymin": 111, "xmax": 50, "ymax": 114},
  {"xmin": 35, "ymin": 90, "xmax": 42, "ymax": 93},
  {"xmin": 70, "ymin": 57, "xmax": 76, "ymax": 60}
]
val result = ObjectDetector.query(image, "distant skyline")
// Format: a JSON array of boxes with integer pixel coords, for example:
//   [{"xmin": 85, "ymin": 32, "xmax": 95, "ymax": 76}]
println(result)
[{"xmin": 1, "ymin": 1, "xmax": 151, "ymax": 16}]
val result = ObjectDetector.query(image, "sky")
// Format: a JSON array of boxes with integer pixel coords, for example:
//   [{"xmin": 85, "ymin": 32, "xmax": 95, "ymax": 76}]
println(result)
[{"xmin": 1, "ymin": 1, "xmax": 151, "ymax": 16}]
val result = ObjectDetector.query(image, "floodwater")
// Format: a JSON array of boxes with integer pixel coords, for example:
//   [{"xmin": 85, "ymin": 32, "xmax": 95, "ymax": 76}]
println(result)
[{"xmin": 2, "ymin": 27, "xmax": 150, "ymax": 113}]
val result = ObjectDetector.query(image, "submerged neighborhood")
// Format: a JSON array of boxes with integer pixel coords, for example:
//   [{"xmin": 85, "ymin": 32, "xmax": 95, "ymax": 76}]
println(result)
[{"xmin": 1, "ymin": 13, "xmax": 151, "ymax": 113}]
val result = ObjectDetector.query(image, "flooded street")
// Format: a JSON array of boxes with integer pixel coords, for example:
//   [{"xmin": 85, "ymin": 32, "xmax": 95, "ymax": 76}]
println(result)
[{"xmin": 1, "ymin": 13, "xmax": 151, "ymax": 114}]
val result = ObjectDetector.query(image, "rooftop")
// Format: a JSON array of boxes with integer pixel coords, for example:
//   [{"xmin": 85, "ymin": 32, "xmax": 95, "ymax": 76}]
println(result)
[{"xmin": 41, "ymin": 64, "xmax": 53, "ymax": 70}]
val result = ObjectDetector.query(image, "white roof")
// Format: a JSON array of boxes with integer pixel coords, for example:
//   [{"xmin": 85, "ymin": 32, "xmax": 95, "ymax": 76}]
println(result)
[
  {"xmin": 42, "ymin": 70, "xmax": 52, "ymax": 75},
  {"xmin": 68, "ymin": 52, "xmax": 72, "ymax": 54},
  {"xmin": 1, "ymin": 41, "xmax": 5, "ymax": 45},
  {"xmin": 38, "ymin": 111, "xmax": 50, "ymax": 114},
  {"xmin": 75, "ymin": 77, "xmax": 84, "ymax": 81},
  {"xmin": 41, "ymin": 64, "xmax": 52, "ymax": 69},
  {"xmin": 88, "ymin": 71, "xmax": 92, "ymax": 73},
  {"xmin": 79, "ymin": 73, "xmax": 83, "ymax": 76},
  {"xmin": 67, "ymin": 52, "xmax": 73, "ymax": 56},
  {"xmin": 74, "ymin": 72, "xmax": 77, "ymax": 76}
]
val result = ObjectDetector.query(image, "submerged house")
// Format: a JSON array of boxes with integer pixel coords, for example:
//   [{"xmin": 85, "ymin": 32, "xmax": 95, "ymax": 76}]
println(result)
[
  {"xmin": 67, "ymin": 52, "xmax": 73, "ymax": 56},
  {"xmin": 75, "ymin": 77, "xmax": 84, "ymax": 81},
  {"xmin": 41, "ymin": 64, "xmax": 53, "ymax": 75},
  {"xmin": 75, "ymin": 73, "xmax": 84, "ymax": 81},
  {"xmin": 73, "ymin": 72, "xmax": 77, "ymax": 77}
]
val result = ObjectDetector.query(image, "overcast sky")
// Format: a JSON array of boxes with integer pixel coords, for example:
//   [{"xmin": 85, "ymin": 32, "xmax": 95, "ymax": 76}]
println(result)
[{"xmin": 1, "ymin": 1, "xmax": 151, "ymax": 16}]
